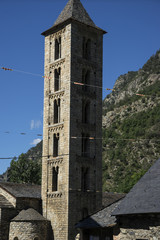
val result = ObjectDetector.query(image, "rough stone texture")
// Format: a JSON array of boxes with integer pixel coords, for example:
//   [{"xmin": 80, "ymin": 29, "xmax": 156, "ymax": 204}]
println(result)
[
  {"xmin": 113, "ymin": 214, "xmax": 160, "ymax": 240},
  {"xmin": 9, "ymin": 221, "xmax": 50, "ymax": 240},
  {"xmin": 0, "ymin": 208, "xmax": 18, "ymax": 240},
  {"xmin": 42, "ymin": 4, "xmax": 105, "ymax": 239}
]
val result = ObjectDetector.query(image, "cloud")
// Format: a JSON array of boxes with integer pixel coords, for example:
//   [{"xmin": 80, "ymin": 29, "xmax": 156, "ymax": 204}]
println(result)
[
  {"xmin": 30, "ymin": 120, "xmax": 42, "ymax": 130},
  {"xmin": 30, "ymin": 138, "xmax": 42, "ymax": 145}
]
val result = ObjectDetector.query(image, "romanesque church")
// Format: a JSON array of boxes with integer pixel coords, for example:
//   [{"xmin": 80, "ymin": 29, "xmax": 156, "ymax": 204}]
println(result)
[{"xmin": 1, "ymin": 0, "xmax": 160, "ymax": 240}]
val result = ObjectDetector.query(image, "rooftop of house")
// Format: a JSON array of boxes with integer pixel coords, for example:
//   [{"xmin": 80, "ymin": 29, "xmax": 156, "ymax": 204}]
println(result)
[
  {"xmin": 102, "ymin": 192, "xmax": 126, "ymax": 208},
  {"xmin": 12, "ymin": 208, "xmax": 48, "ymax": 222},
  {"xmin": 0, "ymin": 182, "xmax": 41, "ymax": 199},
  {"xmin": 76, "ymin": 198, "xmax": 124, "ymax": 229},
  {"xmin": 112, "ymin": 158, "xmax": 160, "ymax": 216},
  {"xmin": 0, "ymin": 194, "xmax": 14, "ymax": 208}
]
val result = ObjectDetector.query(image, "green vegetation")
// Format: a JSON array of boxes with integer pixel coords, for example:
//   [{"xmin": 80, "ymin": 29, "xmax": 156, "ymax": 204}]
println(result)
[{"xmin": 102, "ymin": 50, "xmax": 160, "ymax": 193}]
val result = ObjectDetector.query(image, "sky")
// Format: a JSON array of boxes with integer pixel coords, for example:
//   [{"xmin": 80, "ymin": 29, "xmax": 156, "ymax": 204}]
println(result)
[{"xmin": 0, "ymin": 0, "xmax": 160, "ymax": 174}]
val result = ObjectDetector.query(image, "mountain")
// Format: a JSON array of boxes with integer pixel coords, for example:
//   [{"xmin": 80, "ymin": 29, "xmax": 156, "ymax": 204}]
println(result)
[
  {"xmin": 102, "ymin": 49, "xmax": 160, "ymax": 192},
  {"xmin": 1, "ymin": 50, "xmax": 160, "ymax": 193}
]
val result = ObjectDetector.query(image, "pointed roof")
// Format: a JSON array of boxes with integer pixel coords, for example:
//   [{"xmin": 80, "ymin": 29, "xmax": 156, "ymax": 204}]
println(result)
[
  {"xmin": 54, "ymin": 0, "xmax": 96, "ymax": 28},
  {"xmin": 112, "ymin": 158, "xmax": 160, "ymax": 216},
  {"xmin": 42, "ymin": 0, "xmax": 106, "ymax": 36},
  {"xmin": 12, "ymin": 208, "xmax": 48, "ymax": 222}
]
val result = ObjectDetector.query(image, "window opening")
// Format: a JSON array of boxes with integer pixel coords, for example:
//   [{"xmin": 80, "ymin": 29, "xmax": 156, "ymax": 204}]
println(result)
[
  {"xmin": 82, "ymin": 37, "xmax": 91, "ymax": 60},
  {"xmin": 52, "ymin": 166, "xmax": 59, "ymax": 191},
  {"xmin": 54, "ymin": 99, "xmax": 60, "ymax": 124},
  {"xmin": 55, "ymin": 37, "xmax": 61, "ymax": 60},
  {"xmin": 13, "ymin": 238, "xmax": 19, "ymax": 240},
  {"xmin": 54, "ymin": 68, "xmax": 61, "ymax": 91},
  {"xmin": 53, "ymin": 133, "xmax": 59, "ymax": 157},
  {"xmin": 82, "ymin": 101, "xmax": 90, "ymax": 124},
  {"xmin": 82, "ymin": 69, "xmax": 90, "ymax": 92},
  {"xmin": 81, "ymin": 167, "xmax": 89, "ymax": 191},
  {"xmin": 82, "ymin": 134, "xmax": 90, "ymax": 157}
]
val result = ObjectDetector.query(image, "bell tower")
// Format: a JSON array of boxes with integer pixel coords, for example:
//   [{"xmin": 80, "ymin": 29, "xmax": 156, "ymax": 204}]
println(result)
[{"xmin": 41, "ymin": 0, "xmax": 106, "ymax": 239}]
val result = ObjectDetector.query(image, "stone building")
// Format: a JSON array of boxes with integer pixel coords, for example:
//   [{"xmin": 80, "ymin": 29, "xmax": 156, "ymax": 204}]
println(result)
[
  {"xmin": 0, "ymin": 182, "xmax": 42, "ymax": 240},
  {"xmin": 112, "ymin": 158, "xmax": 160, "ymax": 240},
  {"xmin": 41, "ymin": 0, "xmax": 106, "ymax": 239},
  {"xmin": 76, "ymin": 194, "xmax": 125, "ymax": 240},
  {"xmin": 75, "ymin": 158, "xmax": 160, "ymax": 240}
]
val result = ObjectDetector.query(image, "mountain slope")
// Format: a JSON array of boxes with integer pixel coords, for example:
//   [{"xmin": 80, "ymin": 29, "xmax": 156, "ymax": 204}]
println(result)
[{"xmin": 102, "ymin": 49, "xmax": 160, "ymax": 192}]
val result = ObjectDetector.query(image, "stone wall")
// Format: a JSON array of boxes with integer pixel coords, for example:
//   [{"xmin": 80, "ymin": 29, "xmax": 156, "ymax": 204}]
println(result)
[
  {"xmin": 1, "ymin": 208, "xmax": 18, "ymax": 240},
  {"xmin": 42, "ymin": 18, "xmax": 104, "ymax": 240},
  {"xmin": 16, "ymin": 198, "xmax": 41, "ymax": 212},
  {"xmin": 113, "ymin": 214, "xmax": 160, "ymax": 240},
  {"xmin": 9, "ymin": 221, "xmax": 50, "ymax": 240}
]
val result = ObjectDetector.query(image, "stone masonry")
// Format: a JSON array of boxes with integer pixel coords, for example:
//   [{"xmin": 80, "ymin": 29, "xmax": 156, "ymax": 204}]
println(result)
[{"xmin": 41, "ymin": 0, "xmax": 106, "ymax": 239}]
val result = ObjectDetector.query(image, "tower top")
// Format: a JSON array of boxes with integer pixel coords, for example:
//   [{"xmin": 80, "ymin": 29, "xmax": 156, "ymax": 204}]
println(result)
[
  {"xmin": 42, "ymin": 0, "xmax": 106, "ymax": 36},
  {"xmin": 54, "ymin": 0, "xmax": 96, "ymax": 28}
]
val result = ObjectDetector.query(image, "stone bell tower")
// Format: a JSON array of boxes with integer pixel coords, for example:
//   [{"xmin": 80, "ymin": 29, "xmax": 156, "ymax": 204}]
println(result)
[{"xmin": 41, "ymin": 0, "xmax": 106, "ymax": 239}]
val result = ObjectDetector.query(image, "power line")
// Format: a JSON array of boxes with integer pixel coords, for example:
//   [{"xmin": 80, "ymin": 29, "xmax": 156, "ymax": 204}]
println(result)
[{"xmin": 1, "ymin": 66, "xmax": 159, "ymax": 97}]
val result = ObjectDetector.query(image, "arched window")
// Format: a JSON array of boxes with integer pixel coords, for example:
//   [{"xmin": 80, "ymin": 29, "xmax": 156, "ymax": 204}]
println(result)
[
  {"xmin": 54, "ymin": 68, "xmax": 61, "ymax": 91},
  {"xmin": 82, "ymin": 69, "xmax": 90, "ymax": 92},
  {"xmin": 82, "ymin": 37, "xmax": 91, "ymax": 60},
  {"xmin": 13, "ymin": 238, "xmax": 19, "ymax": 240},
  {"xmin": 34, "ymin": 237, "xmax": 39, "ymax": 240},
  {"xmin": 81, "ymin": 167, "xmax": 90, "ymax": 191},
  {"xmin": 82, "ymin": 134, "xmax": 90, "ymax": 157},
  {"xmin": 55, "ymin": 37, "xmax": 61, "ymax": 60},
  {"xmin": 82, "ymin": 101, "xmax": 90, "ymax": 124},
  {"xmin": 54, "ymin": 99, "xmax": 60, "ymax": 124},
  {"xmin": 53, "ymin": 133, "xmax": 59, "ymax": 157},
  {"xmin": 52, "ymin": 166, "xmax": 59, "ymax": 191}
]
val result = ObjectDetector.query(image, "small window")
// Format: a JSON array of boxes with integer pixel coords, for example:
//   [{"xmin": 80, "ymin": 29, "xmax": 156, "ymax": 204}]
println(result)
[
  {"xmin": 34, "ymin": 238, "xmax": 39, "ymax": 240},
  {"xmin": 81, "ymin": 167, "xmax": 89, "ymax": 191},
  {"xmin": 55, "ymin": 37, "xmax": 61, "ymax": 60},
  {"xmin": 82, "ymin": 134, "xmax": 90, "ymax": 157},
  {"xmin": 54, "ymin": 99, "xmax": 60, "ymax": 124},
  {"xmin": 13, "ymin": 238, "xmax": 19, "ymax": 240},
  {"xmin": 82, "ymin": 69, "xmax": 90, "ymax": 92},
  {"xmin": 53, "ymin": 133, "xmax": 59, "ymax": 157},
  {"xmin": 82, "ymin": 101, "xmax": 90, "ymax": 124},
  {"xmin": 52, "ymin": 166, "xmax": 59, "ymax": 191},
  {"xmin": 82, "ymin": 37, "xmax": 91, "ymax": 60},
  {"xmin": 54, "ymin": 68, "xmax": 61, "ymax": 91}
]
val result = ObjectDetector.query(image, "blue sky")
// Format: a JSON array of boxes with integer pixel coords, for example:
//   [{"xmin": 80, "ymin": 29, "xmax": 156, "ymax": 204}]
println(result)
[{"xmin": 0, "ymin": 0, "xmax": 160, "ymax": 174}]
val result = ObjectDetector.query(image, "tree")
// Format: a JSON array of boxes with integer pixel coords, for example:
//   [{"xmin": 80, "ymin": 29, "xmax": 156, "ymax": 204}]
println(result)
[{"xmin": 8, "ymin": 154, "xmax": 41, "ymax": 185}]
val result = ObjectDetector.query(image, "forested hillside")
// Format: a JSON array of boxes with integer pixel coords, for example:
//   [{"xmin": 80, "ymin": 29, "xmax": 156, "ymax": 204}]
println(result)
[
  {"xmin": 102, "ymin": 49, "xmax": 160, "ymax": 192},
  {"xmin": 1, "ymin": 50, "xmax": 160, "ymax": 193}
]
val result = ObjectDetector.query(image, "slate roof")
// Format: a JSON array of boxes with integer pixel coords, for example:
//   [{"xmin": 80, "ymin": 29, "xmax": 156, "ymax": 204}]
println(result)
[
  {"xmin": 0, "ymin": 194, "xmax": 14, "ymax": 208},
  {"xmin": 102, "ymin": 192, "xmax": 126, "ymax": 207},
  {"xmin": 0, "ymin": 182, "xmax": 41, "ymax": 199},
  {"xmin": 12, "ymin": 208, "xmax": 48, "ymax": 222},
  {"xmin": 54, "ymin": 0, "xmax": 96, "ymax": 28},
  {"xmin": 112, "ymin": 158, "xmax": 160, "ymax": 216},
  {"xmin": 76, "ymin": 199, "xmax": 123, "ymax": 229},
  {"xmin": 42, "ymin": 0, "xmax": 106, "ymax": 36}
]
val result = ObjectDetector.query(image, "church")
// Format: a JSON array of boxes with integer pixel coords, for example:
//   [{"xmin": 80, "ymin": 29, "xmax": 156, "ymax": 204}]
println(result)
[
  {"xmin": 1, "ymin": 1, "xmax": 160, "ymax": 240},
  {"xmin": 0, "ymin": 0, "xmax": 106, "ymax": 239}
]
